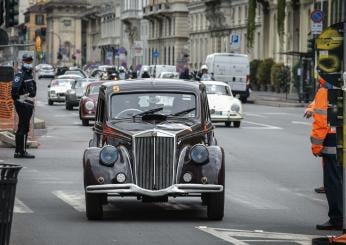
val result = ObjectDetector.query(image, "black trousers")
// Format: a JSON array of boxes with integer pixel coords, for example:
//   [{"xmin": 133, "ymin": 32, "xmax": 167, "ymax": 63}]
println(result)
[
  {"xmin": 14, "ymin": 101, "xmax": 34, "ymax": 153},
  {"xmin": 323, "ymin": 153, "xmax": 343, "ymax": 225}
]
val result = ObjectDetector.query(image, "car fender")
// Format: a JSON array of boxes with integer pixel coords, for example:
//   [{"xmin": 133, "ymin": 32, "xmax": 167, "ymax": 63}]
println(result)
[
  {"xmin": 83, "ymin": 145, "xmax": 134, "ymax": 187},
  {"xmin": 176, "ymin": 145, "xmax": 224, "ymax": 185}
]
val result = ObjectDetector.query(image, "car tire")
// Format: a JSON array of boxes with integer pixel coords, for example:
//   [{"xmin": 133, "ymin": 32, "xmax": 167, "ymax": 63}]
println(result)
[
  {"xmin": 233, "ymin": 121, "xmax": 241, "ymax": 128},
  {"xmin": 82, "ymin": 119, "xmax": 89, "ymax": 126},
  {"xmin": 48, "ymin": 99, "xmax": 53, "ymax": 105},
  {"xmin": 207, "ymin": 190, "xmax": 224, "ymax": 220},
  {"xmin": 225, "ymin": 122, "xmax": 231, "ymax": 127},
  {"xmin": 66, "ymin": 103, "xmax": 73, "ymax": 111},
  {"xmin": 85, "ymin": 193, "xmax": 103, "ymax": 220}
]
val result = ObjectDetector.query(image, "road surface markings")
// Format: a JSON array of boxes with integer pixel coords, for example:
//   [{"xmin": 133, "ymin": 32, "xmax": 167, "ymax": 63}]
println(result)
[
  {"xmin": 53, "ymin": 190, "xmax": 85, "ymax": 212},
  {"xmin": 244, "ymin": 113, "xmax": 267, "ymax": 118},
  {"xmin": 37, "ymin": 181, "xmax": 75, "ymax": 184},
  {"xmin": 226, "ymin": 193, "xmax": 288, "ymax": 210},
  {"xmin": 196, "ymin": 227, "xmax": 317, "ymax": 245},
  {"xmin": 242, "ymin": 120, "xmax": 283, "ymax": 130},
  {"xmin": 278, "ymin": 187, "xmax": 327, "ymax": 206},
  {"xmin": 263, "ymin": 112, "xmax": 291, "ymax": 116},
  {"xmin": 14, "ymin": 198, "xmax": 34, "ymax": 214},
  {"xmin": 292, "ymin": 121, "xmax": 311, "ymax": 126}
]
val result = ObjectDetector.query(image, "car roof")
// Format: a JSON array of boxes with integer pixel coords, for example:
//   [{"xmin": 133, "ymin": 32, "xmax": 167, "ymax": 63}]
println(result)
[
  {"xmin": 58, "ymin": 74, "xmax": 83, "ymax": 79},
  {"xmin": 101, "ymin": 79, "xmax": 202, "ymax": 94}
]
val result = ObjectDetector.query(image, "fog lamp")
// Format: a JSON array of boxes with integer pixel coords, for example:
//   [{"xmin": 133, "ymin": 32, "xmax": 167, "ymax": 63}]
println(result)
[
  {"xmin": 116, "ymin": 173, "xmax": 126, "ymax": 183},
  {"xmin": 183, "ymin": 172, "xmax": 192, "ymax": 183}
]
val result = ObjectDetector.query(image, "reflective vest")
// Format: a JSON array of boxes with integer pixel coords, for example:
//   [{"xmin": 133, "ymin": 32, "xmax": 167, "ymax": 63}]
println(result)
[{"xmin": 310, "ymin": 86, "xmax": 336, "ymax": 155}]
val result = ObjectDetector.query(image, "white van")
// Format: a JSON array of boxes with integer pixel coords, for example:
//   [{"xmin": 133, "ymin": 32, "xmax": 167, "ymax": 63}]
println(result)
[{"xmin": 205, "ymin": 53, "xmax": 250, "ymax": 102}]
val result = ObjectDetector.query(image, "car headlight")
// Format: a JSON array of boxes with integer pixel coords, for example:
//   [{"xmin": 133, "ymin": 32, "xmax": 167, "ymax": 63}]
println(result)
[
  {"xmin": 100, "ymin": 145, "xmax": 119, "ymax": 167},
  {"xmin": 190, "ymin": 144, "xmax": 209, "ymax": 164},
  {"xmin": 85, "ymin": 101, "xmax": 94, "ymax": 110},
  {"xmin": 231, "ymin": 103, "xmax": 240, "ymax": 113}
]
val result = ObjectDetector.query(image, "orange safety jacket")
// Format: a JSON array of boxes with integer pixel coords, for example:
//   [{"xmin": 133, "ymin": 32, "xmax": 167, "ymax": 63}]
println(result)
[
  {"xmin": 310, "ymin": 86, "xmax": 336, "ymax": 155},
  {"xmin": 305, "ymin": 100, "xmax": 315, "ymax": 114}
]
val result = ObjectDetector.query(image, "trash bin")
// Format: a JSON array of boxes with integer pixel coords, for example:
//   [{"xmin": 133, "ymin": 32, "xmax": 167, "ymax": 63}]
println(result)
[{"xmin": 0, "ymin": 163, "xmax": 22, "ymax": 245}]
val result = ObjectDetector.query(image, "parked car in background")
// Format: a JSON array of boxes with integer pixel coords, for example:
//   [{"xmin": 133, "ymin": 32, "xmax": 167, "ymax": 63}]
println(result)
[
  {"xmin": 158, "ymin": 71, "xmax": 179, "ymax": 79},
  {"xmin": 65, "ymin": 78, "xmax": 97, "ymax": 110},
  {"xmin": 205, "ymin": 53, "xmax": 250, "ymax": 102},
  {"xmin": 64, "ymin": 69, "xmax": 87, "ymax": 78},
  {"xmin": 202, "ymin": 80, "xmax": 243, "ymax": 128},
  {"xmin": 83, "ymin": 79, "xmax": 225, "ymax": 220},
  {"xmin": 56, "ymin": 66, "xmax": 69, "ymax": 76},
  {"xmin": 37, "ymin": 64, "xmax": 55, "ymax": 79},
  {"xmin": 47, "ymin": 79, "xmax": 75, "ymax": 105},
  {"xmin": 35, "ymin": 63, "xmax": 45, "ymax": 72},
  {"xmin": 79, "ymin": 81, "xmax": 103, "ymax": 126}
]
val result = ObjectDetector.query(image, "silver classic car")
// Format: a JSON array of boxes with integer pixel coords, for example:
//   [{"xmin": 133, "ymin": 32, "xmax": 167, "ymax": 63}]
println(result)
[{"xmin": 83, "ymin": 79, "xmax": 225, "ymax": 220}]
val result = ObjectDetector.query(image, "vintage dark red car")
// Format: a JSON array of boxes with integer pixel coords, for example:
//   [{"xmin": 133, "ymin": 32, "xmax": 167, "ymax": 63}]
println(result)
[
  {"xmin": 79, "ymin": 81, "xmax": 103, "ymax": 126},
  {"xmin": 83, "ymin": 79, "xmax": 225, "ymax": 221}
]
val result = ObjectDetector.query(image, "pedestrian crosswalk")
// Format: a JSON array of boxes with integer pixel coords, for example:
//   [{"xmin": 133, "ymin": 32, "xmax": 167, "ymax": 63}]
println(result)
[{"xmin": 196, "ymin": 226, "xmax": 318, "ymax": 245}]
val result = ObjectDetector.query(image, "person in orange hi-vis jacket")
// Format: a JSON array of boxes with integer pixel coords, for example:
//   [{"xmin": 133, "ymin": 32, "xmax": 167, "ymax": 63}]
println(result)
[
  {"xmin": 311, "ymin": 77, "xmax": 342, "ymax": 230},
  {"xmin": 305, "ymin": 100, "xmax": 326, "ymax": 194}
]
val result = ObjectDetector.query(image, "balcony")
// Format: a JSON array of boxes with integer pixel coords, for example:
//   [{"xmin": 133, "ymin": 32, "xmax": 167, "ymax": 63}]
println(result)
[
  {"xmin": 143, "ymin": 3, "xmax": 171, "ymax": 19},
  {"xmin": 121, "ymin": 9, "xmax": 142, "ymax": 22}
]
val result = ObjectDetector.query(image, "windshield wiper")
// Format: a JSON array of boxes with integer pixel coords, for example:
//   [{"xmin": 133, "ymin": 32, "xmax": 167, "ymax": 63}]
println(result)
[
  {"xmin": 132, "ymin": 107, "xmax": 164, "ymax": 119},
  {"xmin": 170, "ymin": 107, "xmax": 196, "ymax": 116}
]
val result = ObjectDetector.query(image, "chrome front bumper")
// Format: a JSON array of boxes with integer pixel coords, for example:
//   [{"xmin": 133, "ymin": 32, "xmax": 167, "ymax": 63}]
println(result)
[
  {"xmin": 211, "ymin": 114, "xmax": 243, "ymax": 122},
  {"xmin": 86, "ymin": 184, "xmax": 223, "ymax": 196}
]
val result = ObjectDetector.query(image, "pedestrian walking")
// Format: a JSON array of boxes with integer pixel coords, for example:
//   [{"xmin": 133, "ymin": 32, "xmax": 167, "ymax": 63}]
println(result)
[
  {"xmin": 11, "ymin": 54, "xmax": 37, "ymax": 158},
  {"xmin": 310, "ymin": 77, "xmax": 342, "ymax": 230}
]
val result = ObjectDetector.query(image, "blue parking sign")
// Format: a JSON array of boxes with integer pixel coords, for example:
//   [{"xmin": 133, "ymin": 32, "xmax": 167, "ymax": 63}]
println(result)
[{"xmin": 153, "ymin": 50, "xmax": 160, "ymax": 58}]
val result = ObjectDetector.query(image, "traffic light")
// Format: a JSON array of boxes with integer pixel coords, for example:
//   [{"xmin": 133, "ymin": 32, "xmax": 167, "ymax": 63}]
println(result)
[
  {"xmin": 0, "ymin": 0, "xmax": 4, "ymax": 26},
  {"xmin": 307, "ymin": 38, "xmax": 315, "ymax": 57},
  {"xmin": 5, "ymin": 0, "xmax": 19, "ymax": 28}
]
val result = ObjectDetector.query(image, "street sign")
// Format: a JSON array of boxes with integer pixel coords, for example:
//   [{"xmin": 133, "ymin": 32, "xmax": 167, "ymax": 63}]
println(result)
[
  {"xmin": 153, "ymin": 50, "xmax": 160, "ymax": 58},
  {"xmin": 311, "ymin": 9, "xmax": 323, "ymax": 23},
  {"xmin": 230, "ymin": 33, "xmax": 240, "ymax": 50},
  {"xmin": 134, "ymin": 41, "xmax": 143, "ymax": 57},
  {"xmin": 311, "ymin": 22, "xmax": 323, "ymax": 35}
]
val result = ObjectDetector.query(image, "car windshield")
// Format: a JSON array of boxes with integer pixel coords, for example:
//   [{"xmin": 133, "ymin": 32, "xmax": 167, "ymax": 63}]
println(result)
[
  {"xmin": 206, "ymin": 84, "xmax": 232, "ymax": 96},
  {"xmin": 42, "ymin": 65, "xmax": 53, "ymax": 70},
  {"xmin": 111, "ymin": 92, "xmax": 196, "ymax": 119},
  {"xmin": 161, "ymin": 73, "xmax": 179, "ymax": 79},
  {"xmin": 65, "ymin": 71, "xmax": 85, "ymax": 77},
  {"xmin": 87, "ymin": 85, "xmax": 101, "ymax": 95},
  {"xmin": 51, "ymin": 79, "xmax": 73, "ymax": 87},
  {"xmin": 75, "ymin": 80, "xmax": 90, "ymax": 89}
]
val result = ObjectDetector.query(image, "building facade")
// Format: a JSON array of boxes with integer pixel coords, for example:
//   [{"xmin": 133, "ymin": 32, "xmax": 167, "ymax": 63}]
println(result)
[
  {"xmin": 143, "ymin": 0, "xmax": 190, "ymax": 69},
  {"xmin": 45, "ymin": 0, "xmax": 87, "ymax": 65},
  {"xmin": 23, "ymin": 3, "xmax": 47, "ymax": 60}
]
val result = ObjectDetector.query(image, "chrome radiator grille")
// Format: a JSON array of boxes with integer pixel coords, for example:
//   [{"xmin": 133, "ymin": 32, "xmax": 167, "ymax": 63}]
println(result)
[{"xmin": 134, "ymin": 135, "xmax": 174, "ymax": 190}]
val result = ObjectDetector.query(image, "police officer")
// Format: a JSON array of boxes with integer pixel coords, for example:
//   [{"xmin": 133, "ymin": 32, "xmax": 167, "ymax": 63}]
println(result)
[{"xmin": 11, "ymin": 54, "xmax": 37, "ymax": 158}]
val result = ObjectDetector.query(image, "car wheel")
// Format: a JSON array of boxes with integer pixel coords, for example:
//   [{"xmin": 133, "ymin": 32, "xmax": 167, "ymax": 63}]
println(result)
[
  {"xmin": 233, "ymin": 121, "xmax": 241, "ymax": 128},
  {"xmin": 225, "ymin": 122, "xmax": 231, "ymax": 127},
  {"xmin": 66, "ymin": 103, "xmax": 73, "ymax": 111},
  {"xmin": 207, "ymin": 190, "xmax": 224, "ymax": 220},
  {"xmin": 82, "ymin": 119, "xmax": 89, "ymax": 126},
  {"xmin": 48, "ymin": 99, "xmax": 53, "ymax": 105},
  {"xmin": 85, "ymin": 193, "xmax": 104, "ymax": 220}
]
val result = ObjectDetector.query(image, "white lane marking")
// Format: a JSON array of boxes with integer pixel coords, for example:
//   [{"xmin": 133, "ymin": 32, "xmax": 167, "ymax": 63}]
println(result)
[
  {"xmin": 196, "ymin": 227, "xmax": 317, "ymax": 245},
  {"xmin": 53, "ymin": 190, "xmax": 85, "ymax": 212},
  {"xmin": 53, "ymin": 114, "xmax": 70, "ymax": 118},
  {"xmin": 244, "ymin": 113, "xmax": 267, "ymax": 118},
  {"xmin": 278, "ymin": 187, "xmax": 327, "ymax": 206},
  {"xmin": 292, "ymin": 121, "xmax": 311, "ymax": 126},
  {"xmin": 226, "ymin": 193, "xmax": 288, "ymax": 210},
  {"xmin": 242, "ymin": 120, "xmax": 283, "ymax": 130},
  {"xmin": 14, "ymin": 198, "xmax": 34, "ymax": 214},
  {"xmin": 72, "ymin": 121, "xmax": 82, "ymax": 125}
]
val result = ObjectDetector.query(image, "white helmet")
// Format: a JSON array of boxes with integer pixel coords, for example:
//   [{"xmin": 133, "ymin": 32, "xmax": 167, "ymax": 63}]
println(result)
[
  {"xmin": 119, "ymin": 66, "xmax": 125, "ymax": 72},
  {"xmin": 201, "ymin": 64, "xmax": 208, "ymax": 71},
  {"xmin": 143, "ymin": 66, "xmax": 149, "ymax": 72}
]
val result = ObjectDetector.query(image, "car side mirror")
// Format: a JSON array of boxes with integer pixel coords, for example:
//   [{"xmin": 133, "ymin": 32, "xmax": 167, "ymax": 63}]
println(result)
[{"xmin": 48, "ymin": 85, "xmax": 51, "ymax": 88}]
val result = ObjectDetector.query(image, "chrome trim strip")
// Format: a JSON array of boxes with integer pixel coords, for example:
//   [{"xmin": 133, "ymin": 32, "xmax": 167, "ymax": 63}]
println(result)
[{"xmin": 86, "ymin": 183, "xmax": 223, "ymax": 196}]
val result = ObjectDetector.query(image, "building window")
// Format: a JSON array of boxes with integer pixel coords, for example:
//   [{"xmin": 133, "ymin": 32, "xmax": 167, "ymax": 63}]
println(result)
[
  {"xmin": 35, "ymin": 15, "xmax": 44, "ymax": 25},
  {"xmin": 25, "ymin": 15, "xmax": 30, "ymax": 23}
]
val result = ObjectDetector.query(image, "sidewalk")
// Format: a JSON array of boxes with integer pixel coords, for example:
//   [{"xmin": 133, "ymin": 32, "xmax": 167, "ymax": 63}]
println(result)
[{"xmin": 248, "ymin": 91, "xmax": 308, "ymax": 107}]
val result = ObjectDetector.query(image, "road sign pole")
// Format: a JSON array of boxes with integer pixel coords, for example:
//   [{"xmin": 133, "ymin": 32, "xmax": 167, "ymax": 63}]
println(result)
[{"xmin": 343, "ymin": 21, "xmax": 346, "ymax": 234}]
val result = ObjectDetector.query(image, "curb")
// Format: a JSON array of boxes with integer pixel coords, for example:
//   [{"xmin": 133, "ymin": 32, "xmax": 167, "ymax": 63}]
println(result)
[{"xmin": 252, "ymin": 100, "xmax": 305, "ymax": 108}]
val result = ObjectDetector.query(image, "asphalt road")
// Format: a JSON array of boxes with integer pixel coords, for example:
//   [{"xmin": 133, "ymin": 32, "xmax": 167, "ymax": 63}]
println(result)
[{"xmin": 1, "ymin": 78, "xmax": 341, "ymax": 245}]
